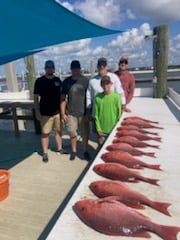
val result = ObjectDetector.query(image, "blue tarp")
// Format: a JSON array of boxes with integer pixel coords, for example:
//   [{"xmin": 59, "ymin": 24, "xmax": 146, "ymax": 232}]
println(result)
[{"xmin": 0, "ymin": 0, "xmax": 123, "ymax": 65}]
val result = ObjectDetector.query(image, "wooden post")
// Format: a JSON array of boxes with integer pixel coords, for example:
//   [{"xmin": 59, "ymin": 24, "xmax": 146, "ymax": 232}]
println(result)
[
  {"xmin": 24, "ymin": 55, "xmax": 36, "ymax": 99},
  {"xmin": 24, "ymin": 55, "xmax": 41, "ymax": 134},
  {"xmin": 153, "ymin": 25, "xmax": 169, "ymax": 98}
]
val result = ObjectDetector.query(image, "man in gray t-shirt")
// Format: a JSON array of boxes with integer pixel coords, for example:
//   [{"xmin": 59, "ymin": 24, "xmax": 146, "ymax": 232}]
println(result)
[{"xmin": 61, "ymin": 60, "xmax": 90, "ymax": 161}]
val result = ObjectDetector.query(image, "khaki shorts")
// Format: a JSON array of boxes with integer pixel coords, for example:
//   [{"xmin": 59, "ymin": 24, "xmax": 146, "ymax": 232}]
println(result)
[
  {"xmin": 41, "ymin": 113, "xmax": 62, "ymax": 134},
  {"xmin": 67, "ymin": 115, "xmax": 89, "ymax": 138}
]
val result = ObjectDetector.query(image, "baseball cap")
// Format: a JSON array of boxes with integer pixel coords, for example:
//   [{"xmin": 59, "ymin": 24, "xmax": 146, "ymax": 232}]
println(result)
[
  {"xmin": 97, "ymin": 57, "xmax": 107, "ymax": 67},
  {"xmin": 45, "ymin": 60, "xmax": 55, "ymax": 68},
  {"xmin": 70, "ymin": 60, "xmax": 81, "ymax": 69},
  {"xmin": 101, "ymin": 75, "xmax": 112, "ymax": 85}
]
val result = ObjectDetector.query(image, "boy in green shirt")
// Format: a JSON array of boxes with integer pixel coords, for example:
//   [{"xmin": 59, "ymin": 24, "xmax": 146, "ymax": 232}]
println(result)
[{"xmin": 95, "ymin": 75, "xmax": 122, "ymax": 146}]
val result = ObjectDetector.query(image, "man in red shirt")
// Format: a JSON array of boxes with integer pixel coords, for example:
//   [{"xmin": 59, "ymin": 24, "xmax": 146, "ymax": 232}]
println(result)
[{"xmin": 115, "ymin": 56, "xmax": 135, "ymax": 112}]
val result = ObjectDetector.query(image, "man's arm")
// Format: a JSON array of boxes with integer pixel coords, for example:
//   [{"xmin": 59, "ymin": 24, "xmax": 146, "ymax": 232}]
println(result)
[
  {"xmin": 126, "ymin": 74, "xmax": 135, "ymax": 104},
  {"xmin": 34, "ymin": 94, "xmax": 42, "ymax": 121},
  {"xmin": 86, "ymin": 81, "xmax": 93, "ymax": 120},
  {"xmin": 112, "ymin": 73, "xmax": 126, "ymax": 111},
  {"xmin": 95, "ymin": 97, "xmax": 102, "ymax": 135},
  {"xmin": 60, "ymin": 93, "xmax": 68, "ymax": 123}
]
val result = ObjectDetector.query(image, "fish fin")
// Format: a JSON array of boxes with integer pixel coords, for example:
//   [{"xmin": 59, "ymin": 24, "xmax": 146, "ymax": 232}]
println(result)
[
  {"xmin": 145, "ymin": 152, "xmax": 156, "ymax": 158},
  {"xmin": 153, "ymin": 137, "xmax": 162, "ymax": 142},
  {"xmin": 130, "ymin": 230, "xmax": 151, "ymax": 238},
  {"xmin": 152, "ymin": 201, "xmax": 171, "ymax": 216},
  {"xmin": 126, "ymin": 203, "xmax": 145, "ymax": 209},
  {"xmin": 101, "ymin": 196, "xmax": 121, "ymax": 201},
  {"xmin": 101, "ymin": 196, "xmax": 145, "ymax": 210},
  {"xmin": 134, "ymin": 210, "xmax": 151, "ymax": 220},
  {"xmin": 128, "ymin": 178, "xmax": 139, "ymax": 183},
  {"xmin": 156, "ymin": 126, "xmax": 164, "ymax": 129},
  {"xmin": 142, "ymin": 130, "xmax": 159, "ymax": 135},
  {"xmin": 155, "ymin": 225, "xmax": 180, "ymax": 240}
]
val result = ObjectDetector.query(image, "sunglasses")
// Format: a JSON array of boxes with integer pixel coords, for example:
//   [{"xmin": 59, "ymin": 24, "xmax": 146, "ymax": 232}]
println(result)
[{"xmin": 119, "ymin": 60, "xmax": 128, "ymax": 64}]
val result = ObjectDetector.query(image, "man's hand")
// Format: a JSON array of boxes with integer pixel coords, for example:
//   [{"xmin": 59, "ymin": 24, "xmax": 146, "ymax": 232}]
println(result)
[
  {"xmin": 35, "ymin": 110, "xmax": 42, "ymax": 121},
  {"xmin": 61, "ymin": 113, "xmax": 68, "ymax": 123}
]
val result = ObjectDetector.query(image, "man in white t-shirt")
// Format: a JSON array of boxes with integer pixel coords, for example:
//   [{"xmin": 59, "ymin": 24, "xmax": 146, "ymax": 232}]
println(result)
[{"xmin": 86, "ymin": 57, "xmax": 126, "ymax": 120}]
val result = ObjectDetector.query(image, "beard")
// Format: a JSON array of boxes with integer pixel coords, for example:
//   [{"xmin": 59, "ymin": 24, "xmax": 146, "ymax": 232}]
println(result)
[{"xmin": 46, "ymin": 72, "xmax": 54, "ymax": 76}]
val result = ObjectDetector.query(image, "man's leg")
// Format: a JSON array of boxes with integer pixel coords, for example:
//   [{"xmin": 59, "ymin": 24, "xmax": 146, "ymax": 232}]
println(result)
[
  {"xmin": 54, "ymin": 114, "xmax": 68, "ymax": 154},
  {"xmin": 70, "ymin": 136, "xmax": 77, "ymax": 153},
  {"xmin": 81, "ymin": 116, "xmax": 91, "ymax": 160},
  {"xmin": 67, "ymin": 115, "xmax": 78, "ymax": 160},
  {"xmin": 41, "ymin": 133, "xmax": 49, "ymax": 154},
  {"xmin": 41, "ymin": 116, "xmax": 53, "ymax": 162}
]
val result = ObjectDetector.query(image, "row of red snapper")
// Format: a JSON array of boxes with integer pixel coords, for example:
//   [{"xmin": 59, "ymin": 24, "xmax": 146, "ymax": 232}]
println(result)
[{"xmin": 73, "ymin": 116, "xmax": 180, "ymax": 240}]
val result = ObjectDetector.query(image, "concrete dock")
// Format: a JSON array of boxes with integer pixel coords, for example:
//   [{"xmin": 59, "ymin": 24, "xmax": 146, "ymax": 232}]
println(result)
[
  {"xmin": 0, "ymin": 95, "xmax": 179, "ymax": 240},
  {"xmin": 0, "ymin": 130, "xmax": 97, "ymax": 240},
  {"xmin": 46, "ymin": 97, "xmax": 180, "ymax": 240}
]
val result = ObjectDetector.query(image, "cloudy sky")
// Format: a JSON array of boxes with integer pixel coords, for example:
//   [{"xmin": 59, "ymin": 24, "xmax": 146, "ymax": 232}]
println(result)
[{"xmin": 1, "ymin": 0, "xmax": 180, "ymax": 75}]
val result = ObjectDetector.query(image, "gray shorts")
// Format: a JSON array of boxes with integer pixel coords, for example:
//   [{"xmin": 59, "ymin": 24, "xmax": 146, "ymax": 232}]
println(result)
[{"xmin": 66, "ymin": 115, "xmax": 89, "ymax": 138}]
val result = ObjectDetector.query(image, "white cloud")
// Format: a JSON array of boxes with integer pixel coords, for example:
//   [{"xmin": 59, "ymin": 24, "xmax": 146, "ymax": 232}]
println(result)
[
  {"xmin": 31, "ymin": 23, "xmax": 154, "ymax": 72},
  {"xmin": 107, "ymin": 23, "xmax": 152, "ymax": 66},
  {"xmin": 57, "ymin": 1, "xmax": 74, "ymax": 11},
  {"xmin": 74, "ymin": 0, "xmax": 122, "ymax": 27},
  {"xmin": 169, "ymin": 34, "xmax": 180, "ymax": 65},
  {"xmin": 126, "ymin": 9, "xmax": 136, "ymax": 20},
  {"xmin": 60, "ymin": 0, "xmax": 180, "ymax": 27},
  {"xmin": 34, "ymin": 39, "xmax": 92, "ymax": 72},
  {"xmin": 125, "ymin": 0, "xmax": 180, "ymax": 23}
]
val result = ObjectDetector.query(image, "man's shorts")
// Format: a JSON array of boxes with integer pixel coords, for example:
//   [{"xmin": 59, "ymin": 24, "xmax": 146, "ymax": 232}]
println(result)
[
  {"xmin": 66, "ymin": 115, "xmax": 89, "ymax": 138},
  {"xmin": 40, "ymin": 113, "xmax": 62, "ymax": 135}
]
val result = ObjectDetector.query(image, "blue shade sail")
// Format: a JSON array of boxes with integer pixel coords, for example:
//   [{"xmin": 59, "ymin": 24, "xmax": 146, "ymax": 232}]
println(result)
[
  {"xmin": 0, "ymin": 50, "xmax": 43, "ymax": 65},
  {"xmin": 0, "ymin": 0, "xmax": 124, "ymax": 64}
]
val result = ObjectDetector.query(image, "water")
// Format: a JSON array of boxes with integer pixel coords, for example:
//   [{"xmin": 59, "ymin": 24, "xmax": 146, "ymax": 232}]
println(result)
[
  {"xmin": 135, "ymin": 80, "xmax": 180, "ymax": 94},
  {"xmin": 0, "ymin": 70, "xmax": 180, "ymax": 93},
  {"xmin": 133, "ymin": 71, "xmax": 180, "ymax": 94}
]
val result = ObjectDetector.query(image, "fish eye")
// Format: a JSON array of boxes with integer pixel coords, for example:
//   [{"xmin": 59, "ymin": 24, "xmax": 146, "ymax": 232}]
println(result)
[{"xmin": 81, "ymin": 207, "xmax": 85, "ymax": 211}]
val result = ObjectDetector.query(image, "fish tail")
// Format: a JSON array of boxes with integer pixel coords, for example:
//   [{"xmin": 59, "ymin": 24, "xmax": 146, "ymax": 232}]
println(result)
[
  {"xmin": 148, "ymin": 164, "xmax": 161, "ymax": 170},
  {"xmin": 153, "ymin": 137, "xmax": 162, "ymax": 142},
  {"xmin": 155, "ymin": 224, "xmax": 180, "ymax": 240},
  {"xmin": 145, "ymin": 131, "xmax": 159, "ymax": 136},
  {"xmin": 142, "ymin": 177, "xmax": 160, "ymax": 186},
  {"xmin": 150, "ymin": 120, "xmax": 159, "ymax": 124},
  {"xmin": 147, "ymin": 143, "xmax": 160, "ymax": 148},
  {"xmin": 155, "ymin": 126, "xmax": 164, "ymax": 129},
  {"xmin": 151, "ymin": 201, "xmax": 171, "ymax": 216},
  {"xmin": 145, "ymin": 152, "xmax": 156, "ymax": 158}
]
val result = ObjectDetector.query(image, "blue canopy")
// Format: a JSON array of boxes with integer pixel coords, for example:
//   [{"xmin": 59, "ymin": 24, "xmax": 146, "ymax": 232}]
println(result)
[{"xmin": 0, "ymin": 0, "xmax": 123, "ymax": 65}]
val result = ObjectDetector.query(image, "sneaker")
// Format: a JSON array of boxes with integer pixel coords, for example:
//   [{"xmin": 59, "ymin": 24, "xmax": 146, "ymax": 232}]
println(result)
[
  {"xmin": 83, "ymin": 151, "xmax": 91, "ymax": 161},
  {"xmin": 57, "ymin": 149, "xmax": 69, "ymax": 154},
  {"xmin": 42, "ymin": 153, "xmax": 48, "ymax": 163},
  {"xmin": 70, "ymin": 152, "xmax": 76, "ymax": 161}
]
